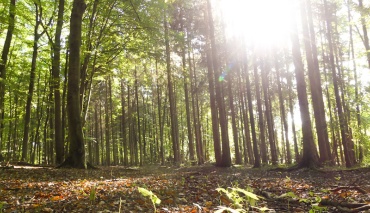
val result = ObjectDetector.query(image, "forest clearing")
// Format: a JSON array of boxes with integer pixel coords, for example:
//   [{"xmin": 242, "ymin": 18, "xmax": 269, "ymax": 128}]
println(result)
[{"xmin": 1, "ymin": 164, "xmax": 370, "ymax": 212}]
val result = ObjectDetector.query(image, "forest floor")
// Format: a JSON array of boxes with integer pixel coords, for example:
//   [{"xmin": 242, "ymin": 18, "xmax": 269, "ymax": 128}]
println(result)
[{"xmin": 1, "ymin": 164, "xmax": 370, "ymax": 212}]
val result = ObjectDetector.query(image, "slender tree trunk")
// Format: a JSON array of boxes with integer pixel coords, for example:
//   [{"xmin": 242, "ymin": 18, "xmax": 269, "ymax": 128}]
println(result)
[
  {"xmin": 59, "ymin": 0, "xmax": 87, "ymax": 168},
  {"xmin": 94, "ymin": 102, "xmax": 100, "ymax": 165},
  {"xmin": 0, "ymin": 0, "xmax": 16, "ymax": 149},
  {"xmin": 188, "ymin": 42, "xmax": 203, "ymax": 165},
  {"xmin": 206, "ymin": 0, "xmax": 231, "ymax": 167},
  {"xmin": 260, "ymin": 53, "xmax": 278, "ymax": 165},
  {"xmin": 243, "ymin": 53, "xmax": 260, "ymax": 168},
  {"xmin": 274, "ymin": 51, "xmax": 291, "ymax": 164},
  {"xmin": 134, "ymin": 69, "xmax": 143, "ymax": 166},
  {"xmin": 121, "ymin": 80, "xmax": 128, "ymax": 166},
  {"xmin": 359, "ymin": 0, "xmax": 370, "ymax": 68},
  {"xmin": 290, "ymin": 10, "xmax": 320, "ymax": 168},
  {"xmin": 105, "ymin": 82, "xmax": 110, "ymax": 166},
  {"xmin": 323, "ymin": 0, "xmax": 354, "ymax": 168},
  {"xmin": 22, "ymin": 4, "xmax": 43, "ymax": 161},
  {"xmin": 164, "ymin": 9, "xmax": 180, "ymax": 164},
  {"xmin": 301, "ymin": 0, "xmax": 332, "ymax": 163},
  {"xmin": 204, "ymin": 13, "xmax": 222, "ymax": 166},
  {"xmin": 228, "ymin": 63, "xmax": 242, "ymax": 164},
  {"xmin": 52, "ymin": 0, "xmax": 65, "ymax": 165},
  {"xmin": 253, "ymin": 55, "xmax": 267, "ymax": 165},
  {"xmin": 347, "ymin": 0, "xmax": 363, "ymax": 162}
]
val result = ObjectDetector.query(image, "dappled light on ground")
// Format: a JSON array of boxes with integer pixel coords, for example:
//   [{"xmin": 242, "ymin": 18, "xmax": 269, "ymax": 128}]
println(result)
[{"xmin": 1, "ymin": 165, "xmax": 370, "ymax": 212}]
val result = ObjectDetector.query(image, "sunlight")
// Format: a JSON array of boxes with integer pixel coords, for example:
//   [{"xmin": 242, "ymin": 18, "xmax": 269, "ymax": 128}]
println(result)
[{"xmin": 219, "ymin": 0, "xmax": 294, "ymax": 48}]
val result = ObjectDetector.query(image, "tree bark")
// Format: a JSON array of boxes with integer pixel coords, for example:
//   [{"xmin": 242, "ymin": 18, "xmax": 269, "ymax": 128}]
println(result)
[
  {"xmin": 52, "ymin": 0, "xmax": 65, "ymax": 165},
  {"xmin": 22, "ymin": 4, "xmax": 43, "ymax": 162},
  {"xmin": 359, "ymin": 0, "xmax": 370, "ymax": 68},
  {"xmin": 58, "ymin": 0, "xmax": 87, "ymax": 169},
  {"xmin": 290, "ymin": 9, "xmax": 320, "ymax": 168},
  {"xmin": 0, "ymin": 0, "xmax": 16, "ymax": 150},
  {"xmin": 206, "ymin": 0, "xmax": 231, "ymax": 167},
  {"xmin": 323, "ymin": 0, "xmax": 354, "ymax": 168},
  {"xmin": 164, "ymin": 8, "xmax": 180, "ymax": 164},
  {"xmin": 300, "ymin": 0, "xmax": 332, "ymax": 164}
]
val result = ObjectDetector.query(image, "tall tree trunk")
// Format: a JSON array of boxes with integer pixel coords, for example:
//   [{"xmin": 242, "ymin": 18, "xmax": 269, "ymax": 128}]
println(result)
[
  {"xmin": 204, "ymin": 12, "xmax": 222, "ymax": 166},
  {"xmin": 260, "ymin": 53, "xmax": 278, "ymax": 165},
  {"xmin": 347, "ymin": 0, "xmax": 363, "ymax": 162},
  {"xmin": 242, "ymin": 46, "xmax": 260, "ymax": 167},
  {"xmin": 253, "ymin": 55, "xmax": 267, "ymax": 165},
  {"xmin": 323, "ymin": 0, "xmax": 354, "ymax": 168},
  {"xmin": 359, "ymin": 0, "xmax": 370, "ymax": 68},
  {"xmin": 274, "ymin": 51, "xmax": 291, "ymax": 164},
  {"xmin": 188, "ymin": 41, "xmax": 204, "ymax": 165},
  {"xmin": 206, "ymin": 0, "xmax": 231, "ymax": 167},
  {"xmin": 134, "ymin": 69, "xmax": 143, "ymax": 166},
  {"xmin": 94, "ymin": 102, "xmax": 100, "ymax": 165},
  {"xmin": 228, "ymin": 63, "xmax": 242, "ymax": 164},
  {"xmin": 0, "ymin": 0, "xmax": 16, "ymax": 151},
  {"xmin": 164, "ymin": 8, "xmax": 180, "ymax": 164},
  {"xmin": 121, "ymin": 80, "xmax": 128, "ymax": 166},
  {"xmin": 58, "ymin": 0, "xmax": 87, "ymax": 168},
  {"xmin": 105, "ymin": 82, "xmax": 110, "ymax": 166},
  {"xmin": 52, "ymin": 0, "xmax": 65, "ymax": 165},
  {"xmin": 301, "ymin": 0, "xmax": 332, "ymax": 163},
  {"xmin": 290, "ymin": 9, "xmax": 320, "ymax": 168},
  {"xmin": 22, "ymin": 4, "xmax": 42, "ymax": 161}
]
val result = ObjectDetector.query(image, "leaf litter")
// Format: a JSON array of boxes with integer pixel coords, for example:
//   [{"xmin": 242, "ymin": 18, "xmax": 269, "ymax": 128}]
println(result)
[{"xmin": 1, "ymin": 165, "xmax": 370, "ymax": 212}]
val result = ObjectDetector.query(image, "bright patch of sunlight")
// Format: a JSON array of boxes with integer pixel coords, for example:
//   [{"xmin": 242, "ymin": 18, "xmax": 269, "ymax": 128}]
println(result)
[{"xmin": 219, "ymin": 0, "xmax": 295, "ymax": 48}]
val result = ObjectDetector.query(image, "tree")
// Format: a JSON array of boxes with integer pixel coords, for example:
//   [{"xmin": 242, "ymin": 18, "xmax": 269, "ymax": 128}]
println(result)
[
  {"xmin": 300, "ymin": 0, "xmax": 332, "ymax": 164},
  {"xmin": 58, "ymin": 0, "xmax": 87, "ymax": 169},
  {"xmin": 290, "ymin": 7, "xmax": 320, "ymax": 169},
  {"xmin": 52, "ymin": 0, "xmax": 65, "ymax": 165},
  {"xmin": 21, "ymin": 3, "xmax": 45, "ymax": 162},
  {"xmin": 0, "ymin": 0, "xmax": 16, "ymax": 154}
]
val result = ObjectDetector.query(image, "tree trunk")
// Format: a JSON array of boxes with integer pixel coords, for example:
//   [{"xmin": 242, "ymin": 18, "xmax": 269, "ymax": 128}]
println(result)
[
  {"xmin": 323, "ymin": 0, "xmax": 354, "ymax": 168},
  {"xmin": 301, "ymin": 0, "xmax": 332, "ymax": 164},
  {"xmin": 164, "ymin": 9, "xmax": 180, "ymax": 164},
  {"xmin": 52, "ymin": 0, "xmax": 65, "ymax": 165},
  {"xmin": 274, "ymin": 51, "xmax": 291, "ymax": 164},
  {"xmin": 290, "ymin": 10, "xmax": 320, "ymax": 168},
  {"xmin": 121, "ymin": 80, "xmax": 128, "ymax": 166},
  {"xmin": 242, "ymin": 46, "xmax": 260, "ymax": 167},
  {"xmin": 204, "ymin": 12, "xmax": 222, "ymax": 166},
  {"xmin": 359, "ymin": 0, "xmax": 370, "ymax": 68},
  {"xmin": 253, "ymin": 56, "xmax": 267, "ymax": 165},
  {"xmin": 0, "ymin": 0, "xmax": 16, "ymax": 150},
  {"xmin": 260, "ymin": 54, "xmax": 278, "ymax": 165},
  {"xmin": 22, "ymin": 4, "xmax": 42, "ymax": 162},
  {"xmin": 105, "ymin": 82, "xmax": 111, "ymax": 166},
  {"xmin": 58, "ymin": 0, "xmax": 87, "ymax": 169},
  {"xmin": 227, "ymin": 63, "xmax": 242, "ymax": 164},
  {"xmin": 206, "ymin": 0, "xmax": 231, "ymax": 167}
]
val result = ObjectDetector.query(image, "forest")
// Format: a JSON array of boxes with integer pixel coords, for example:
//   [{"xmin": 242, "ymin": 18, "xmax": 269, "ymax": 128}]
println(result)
[
  {"xmin": 0, "ymin": 0, "xmax": 370, "ymax": 169},
  {"xmin": 1, "ymin": 0, "xmax": 370, "ymax": 169}
]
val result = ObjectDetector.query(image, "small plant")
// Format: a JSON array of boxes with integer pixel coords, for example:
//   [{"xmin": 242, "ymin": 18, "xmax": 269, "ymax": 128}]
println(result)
[
  {"xmin": 0, "ymin": 202, "xmax": 5, "ymax": 213},
  {"xmin": 299, "ymin": 193, "xmax": 327, "ymax": 213},
  {"xmin": 89, "ymin": 185, "xmax": 96, "ymax": 204},
  {"xmin": 216, "ymin": 187, "xmax": 261, "ymax": 211},
  {"xmin": 138, "ymin": 187, "xmax": 161, "ymax": 212}
]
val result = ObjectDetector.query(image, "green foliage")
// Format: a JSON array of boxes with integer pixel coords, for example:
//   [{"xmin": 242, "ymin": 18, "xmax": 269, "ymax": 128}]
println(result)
[
  {"xmin": 138, "ymin": 187, "xmax": 161, "ymax": 212},
  {"xmin": 89, "ymin": 185, "xmax": 96, "ymax": 203},
  {"xmin": 216, "ymin": 187, "xmax": 263, "ymax": 212}
]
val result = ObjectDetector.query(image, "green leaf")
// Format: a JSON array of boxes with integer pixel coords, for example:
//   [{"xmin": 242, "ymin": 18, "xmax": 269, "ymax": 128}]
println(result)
[
  {"xmin": 234, "ymin": 188, "xmax": 259, "ymax": 201},
  {"xmin": 138, "ymin": 187, "xmax": 154, "ymax": 197}
]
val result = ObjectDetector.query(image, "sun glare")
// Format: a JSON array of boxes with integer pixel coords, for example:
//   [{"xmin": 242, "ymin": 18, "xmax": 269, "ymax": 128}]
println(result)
[{"xmin": 219, "ymin": 0, "xmax": 294, "ymax": 48}]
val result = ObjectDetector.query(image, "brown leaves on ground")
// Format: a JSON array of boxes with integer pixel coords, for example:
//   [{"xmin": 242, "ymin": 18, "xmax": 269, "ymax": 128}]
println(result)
[{"xmin": 1, "ymin": 165, "xmax": 370, "ymax": 212}]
